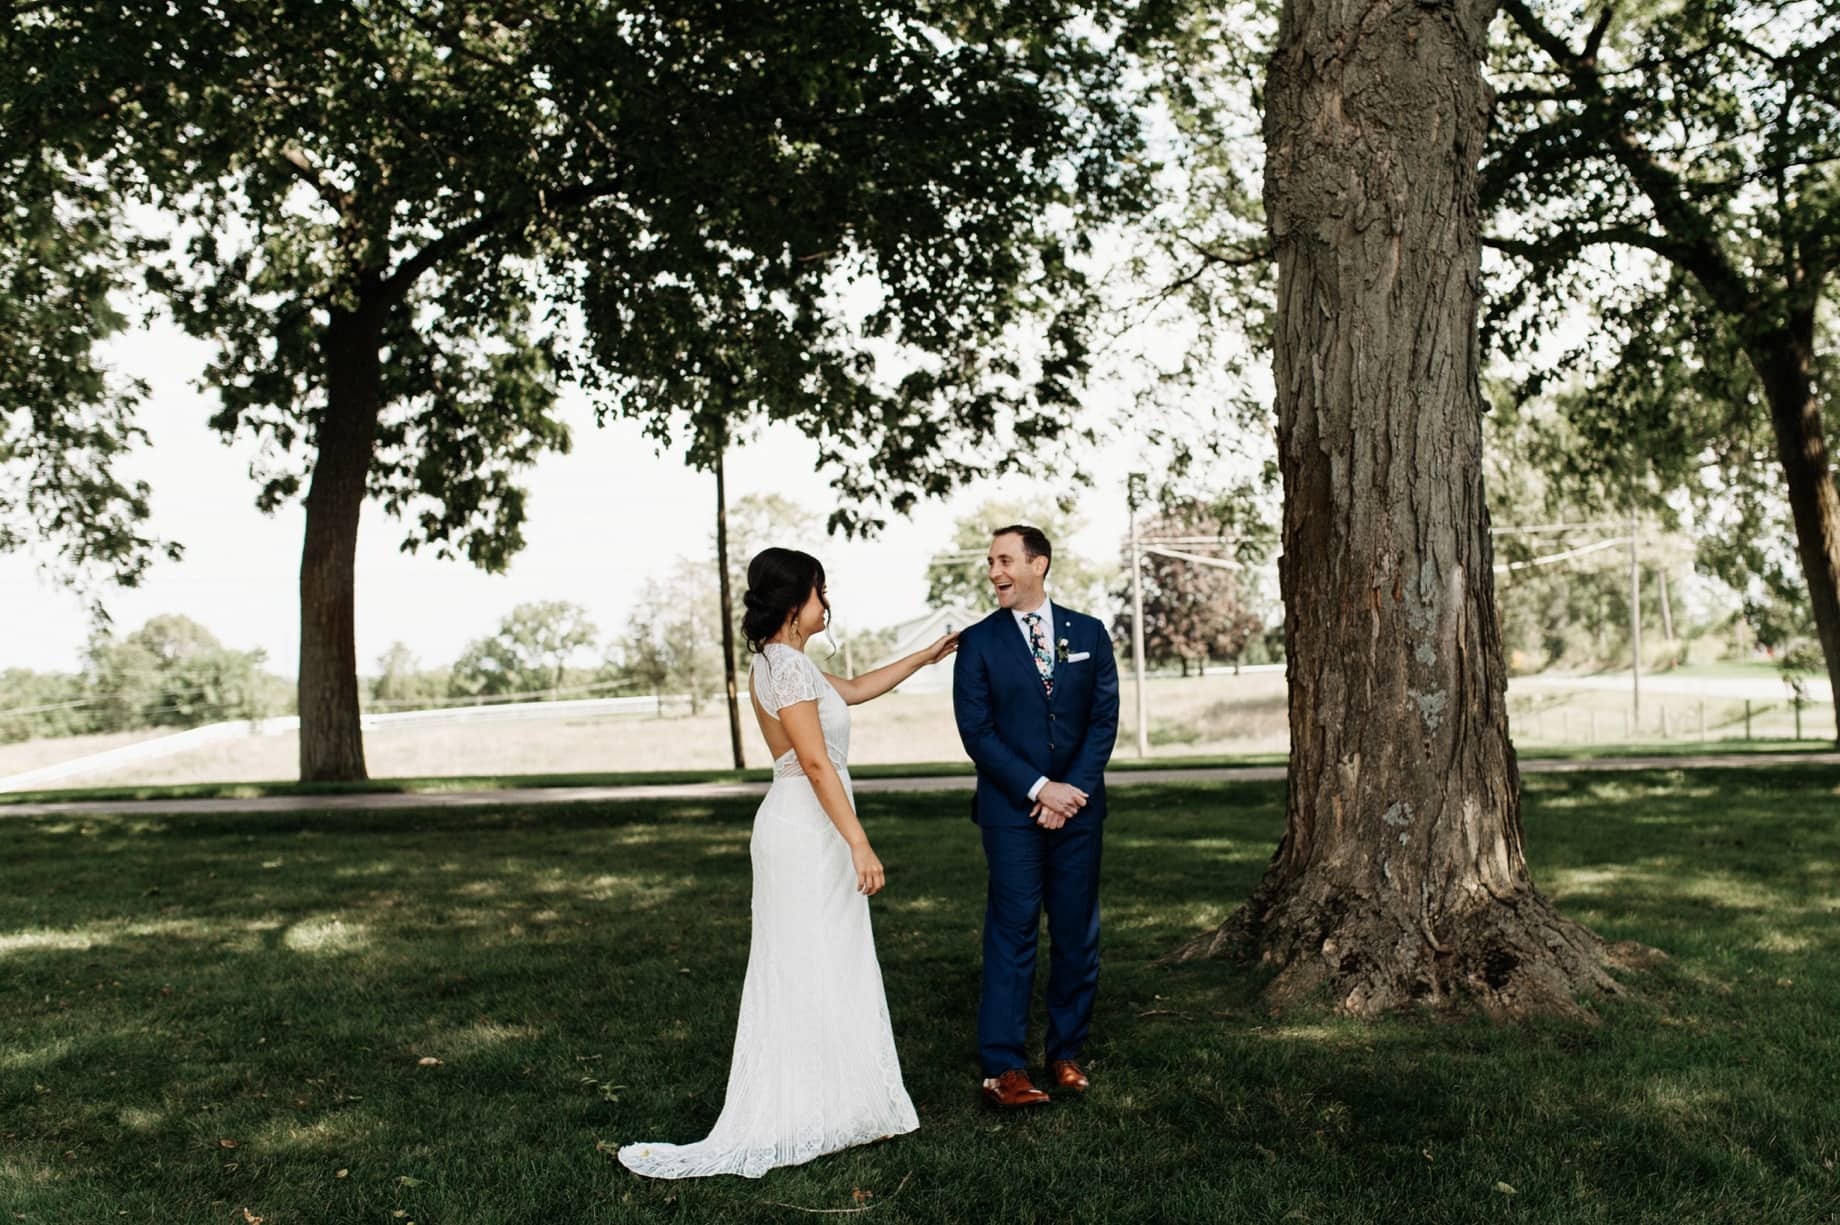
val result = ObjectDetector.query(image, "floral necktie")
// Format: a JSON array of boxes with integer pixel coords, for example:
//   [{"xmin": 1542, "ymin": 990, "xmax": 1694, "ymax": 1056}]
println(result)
[{"xmin": 1025, "ymin": 612, "xmax": 1054, "ymax": 696}]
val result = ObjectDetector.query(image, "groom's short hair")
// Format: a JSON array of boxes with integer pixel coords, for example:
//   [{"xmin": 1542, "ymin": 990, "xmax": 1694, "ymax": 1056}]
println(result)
[{"xmin": 992, "ymin": 523, "xmax": 1052, "ymax": 575}]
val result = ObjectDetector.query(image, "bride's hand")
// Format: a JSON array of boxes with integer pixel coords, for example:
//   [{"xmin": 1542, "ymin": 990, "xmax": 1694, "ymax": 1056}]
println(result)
[
  {"xmin": 851, "ymin": 843, "xmax": 886, "ymax": 896},
  {"xmin": 926, "ymin": 632, "xmax": 960, "ymax": 665}
]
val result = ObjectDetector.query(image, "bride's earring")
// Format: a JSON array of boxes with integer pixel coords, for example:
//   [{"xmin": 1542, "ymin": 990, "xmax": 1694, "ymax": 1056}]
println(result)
[{"xmin": 792, "ymin": 615, "xmax": 802, "ymax": 644}]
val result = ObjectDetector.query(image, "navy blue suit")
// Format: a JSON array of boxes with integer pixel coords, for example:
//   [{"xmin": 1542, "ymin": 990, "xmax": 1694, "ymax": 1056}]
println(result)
[{"xmin": 952, "ymin": 604, "xmax": 1120, "ymax": 1077}]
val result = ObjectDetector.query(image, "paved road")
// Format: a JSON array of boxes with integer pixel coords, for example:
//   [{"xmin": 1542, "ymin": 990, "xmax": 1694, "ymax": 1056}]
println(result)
[{"xmin": 3, "ymin": 751, "xmax": 1834, "ymax": 817}]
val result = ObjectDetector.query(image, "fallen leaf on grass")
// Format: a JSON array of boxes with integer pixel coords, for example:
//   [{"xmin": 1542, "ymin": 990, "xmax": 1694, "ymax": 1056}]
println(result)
[
  {"xmin": 1495, "ymin": 1182, "xmax": 1517, "ymax": 1196},
  {"xmin": 241, "ymin": 1210, "xmax": 263, "ymax": 1225},
  {"xmin": 217, "ymin": 1139, "xmax": 240, "ymax": 1149},
  {"xmin": 417, "ymin": 1057, "xmax": 443, "ymax": 1067},
  {"xmin": 335, "ymin": 1168, "xmax": 349, "ymax": 1179},
  {"xmin": 852, "ymin": 1187, "xmax": 873, "ymax": 1204}
]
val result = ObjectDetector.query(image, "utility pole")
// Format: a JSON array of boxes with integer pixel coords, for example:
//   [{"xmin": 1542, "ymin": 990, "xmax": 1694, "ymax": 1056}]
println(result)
[
  {"xmin": 1628, "ymin": 513, "xmax": 1641, "ymax": 735},
  {"xmin": 1129, "ymin": 473, "xmax": 1150, "ymax": 757}
]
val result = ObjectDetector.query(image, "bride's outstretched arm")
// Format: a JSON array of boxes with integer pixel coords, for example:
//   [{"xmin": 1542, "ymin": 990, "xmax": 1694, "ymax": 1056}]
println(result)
[
  {"xmin": 824, "ymin": 633, "xmax": 959, "ymax": 705},
  {"xmin": 778, "ymin": 698, "xmax": 886, "ymax": 896}
]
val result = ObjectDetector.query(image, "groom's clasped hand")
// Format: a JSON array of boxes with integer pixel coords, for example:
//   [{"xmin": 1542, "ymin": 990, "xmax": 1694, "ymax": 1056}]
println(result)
[{"xmin": 1030, "ymin": 780, "xmax": 1088, "ymax": 829}]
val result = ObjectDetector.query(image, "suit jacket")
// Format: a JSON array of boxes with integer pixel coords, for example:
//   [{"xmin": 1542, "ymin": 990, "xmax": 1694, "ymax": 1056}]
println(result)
[{"xmin": 952, "ymin": 604, "xmax": 1120, "ymax": 827}]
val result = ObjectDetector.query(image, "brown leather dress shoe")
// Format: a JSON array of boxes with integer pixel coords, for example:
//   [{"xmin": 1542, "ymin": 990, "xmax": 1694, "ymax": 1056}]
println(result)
[
  {"xmin": 1046, "ymin": 1059, "xmax": 1090, "ymax": 1094},
  {"xmin": 982, "ymin": 1069, "xmax": 1051, "ymax": 1109}
]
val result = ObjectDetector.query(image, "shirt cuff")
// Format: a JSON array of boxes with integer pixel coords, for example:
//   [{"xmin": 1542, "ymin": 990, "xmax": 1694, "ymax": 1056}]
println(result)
[{"xmin": 1027, "ymin": 776, "xmax": 1049, "ymax": 802}]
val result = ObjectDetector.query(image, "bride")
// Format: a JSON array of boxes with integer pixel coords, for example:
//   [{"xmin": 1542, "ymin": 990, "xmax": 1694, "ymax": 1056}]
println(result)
[{"xmin": 619, "ymin": 546, "xmax": 958, "ymax": 1179}]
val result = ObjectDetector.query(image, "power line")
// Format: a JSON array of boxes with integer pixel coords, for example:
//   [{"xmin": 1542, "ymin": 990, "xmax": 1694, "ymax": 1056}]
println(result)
[
  {"xmin": 0, "ymin": 697, "xmax": 97, "ymax": 716},
  {"xmin": 1493, "ymin": 537, "xmax": 1630, "ymax": 573},
  {"xmin": 1142, "ymin": 544, "xmax": 1253, "ymax": 571},
  {"xmin": 1490, "ymin": 520, "xmax": 1627, "ymax": 536}
]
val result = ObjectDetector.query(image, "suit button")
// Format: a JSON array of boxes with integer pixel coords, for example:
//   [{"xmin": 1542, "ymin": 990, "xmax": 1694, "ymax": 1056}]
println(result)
[{"xmin": 1049, "ymin": 742, "xmax": 1056, "ymax": 750}]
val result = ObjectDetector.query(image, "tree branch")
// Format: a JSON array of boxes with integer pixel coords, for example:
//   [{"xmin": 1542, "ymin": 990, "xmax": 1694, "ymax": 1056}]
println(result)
[
  {"xmin": 279, "ymin": 146, "xmax": 352, "ymax": 214},
  {"xmin": 1178, "ymin": 232, "xmax": 1273, "ymax": 268},
  {"xmin": 378, "ymin": 178, "xmax": 625, "ymax": 303},
  {"xmin": 1496, "ymin": 0, "xmax": 1759, "ymax": 322},
  {"xmin": 1484, "ymin": 225, "xmax": 1683, "ymax": 263},
  {"xmin": 1582, "ymin": 3, "xmax": 1616, "ymax": 63}
]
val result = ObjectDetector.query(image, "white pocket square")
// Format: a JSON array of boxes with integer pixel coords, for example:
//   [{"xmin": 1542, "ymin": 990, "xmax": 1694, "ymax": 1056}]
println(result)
[{"xmin": 1067, "ymin": 651, "xmax": 1092, "ymax": 662}]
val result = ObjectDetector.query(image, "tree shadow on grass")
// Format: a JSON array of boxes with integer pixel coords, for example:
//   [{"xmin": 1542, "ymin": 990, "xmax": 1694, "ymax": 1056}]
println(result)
[{"xmin": 2, "ymin": 771, "xmax": 1837, "ymax": 1223}]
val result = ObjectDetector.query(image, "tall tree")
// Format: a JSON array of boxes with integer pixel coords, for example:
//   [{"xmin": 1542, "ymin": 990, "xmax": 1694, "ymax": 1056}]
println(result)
[
  {"xmin": 8, "ymin": 2, "xmax": 1148, "ymax": 782},
  {"xmin": 925, "ymin": 499, "xmax": 1115, "ymax": 614},
  {"xmin": 368, "ymin": 642, "xmax": 451, "ymax": 711},
  {"xmin": 613, "ymin": 563, "xmax": 722, "ymax": 715},
  {"xmin": 726, "ymin": 494, "xmax": 825, "ymax": 600},
  {"xmin": 1483, "ymin": 0, "xmax": 1840, "ymax": 742},
  {"xmin": 84, "ymin": 614, "xmax": 277, "ymax": 730},
  {"xmin": 449, "ymin": 601, "xmax": 598, "ymax": 701},
  {"xmin": 1169, "ymin": 0, "xmax": 1618, "ymax": 1014},
  {"xmin": 1112, "ymin": 505, "xmax": 1267, "ymax": 675},
  {"xmin": 0, "ymin": 159, "xmax": 175, "ymax": 593},
  {"xmin": 710, "ymin": 435, "xmax": 744, "ymax": 768},
  {"xmin": 8, "ymin": 5, "xmax": 590, "ymax": 778},
  {"xmin": 0, "ymin": 670, "xmax": 93, "ymax": 743}
]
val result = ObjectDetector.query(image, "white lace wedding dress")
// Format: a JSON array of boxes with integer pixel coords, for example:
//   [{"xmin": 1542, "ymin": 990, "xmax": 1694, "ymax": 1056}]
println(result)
[{"xmin": 618, "ymin": 643, "xmax": 918, "ymax": 1179}]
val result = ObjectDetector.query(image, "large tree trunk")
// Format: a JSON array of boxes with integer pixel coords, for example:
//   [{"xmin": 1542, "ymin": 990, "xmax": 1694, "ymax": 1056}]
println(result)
[
  {"xmin": 1170, "ymin": 0, "xmax": 1621, "ymax": 1015},
  {"xmin": 1755, "ymin": 321, "xmax": 1840, "ymax": 746},
  {"xmin": 298, "ymin": 296, "xmax": 385, "ymax": 782}
]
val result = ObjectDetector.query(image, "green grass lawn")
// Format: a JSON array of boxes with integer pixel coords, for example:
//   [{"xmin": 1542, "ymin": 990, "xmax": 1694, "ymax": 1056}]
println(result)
[{"xmin": 4, "ymin": 768, "xmax": 1838, "ymax": 1223}]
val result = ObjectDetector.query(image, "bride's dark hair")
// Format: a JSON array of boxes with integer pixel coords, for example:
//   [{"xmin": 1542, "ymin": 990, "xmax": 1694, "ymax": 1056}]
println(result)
[{"xmin": 742, "ymin": 548, "xmax": 829, "ymax": 653}]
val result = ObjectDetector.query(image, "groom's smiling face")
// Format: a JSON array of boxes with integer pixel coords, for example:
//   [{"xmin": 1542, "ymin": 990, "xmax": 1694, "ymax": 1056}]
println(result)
[{"xmin": 987, "ymin": 532, "xmax": 1048, "ymax": 611}]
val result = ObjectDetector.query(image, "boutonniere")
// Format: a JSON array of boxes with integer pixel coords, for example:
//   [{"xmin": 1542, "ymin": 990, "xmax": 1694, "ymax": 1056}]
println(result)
[{"xmin": 1055, "ymin": 637, "xmax": 1071, "ymax": 664}]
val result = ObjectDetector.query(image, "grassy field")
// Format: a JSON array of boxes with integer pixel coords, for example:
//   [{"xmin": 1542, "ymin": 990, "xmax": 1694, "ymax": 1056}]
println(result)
[
  {"xmin": 5, "ymin": 665, "xmax": 1831, "ymax": 793},
  {"xmin": 4, "ymin": 767, "xmax": 1838, "ymax": 1223}
]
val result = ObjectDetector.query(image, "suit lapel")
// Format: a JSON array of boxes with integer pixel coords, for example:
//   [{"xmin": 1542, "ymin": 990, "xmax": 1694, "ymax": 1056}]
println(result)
[{"xmin": 986, "ymin": 608, "xmax": 1050, "ymax": 706}]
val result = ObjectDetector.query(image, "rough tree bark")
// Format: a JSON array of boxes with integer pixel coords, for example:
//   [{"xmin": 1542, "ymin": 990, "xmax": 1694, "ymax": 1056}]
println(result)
[
  {"xmin": 1759, "ymin": 326, "xmax": 1840, "ymax": 747},
  {"xmin": 1168, "ymin": 0, "xmax": 1627, "ymax": 1015},
  {"xmin": 298, "ymin": 292, "xmax": 384, "ymax": 783}
]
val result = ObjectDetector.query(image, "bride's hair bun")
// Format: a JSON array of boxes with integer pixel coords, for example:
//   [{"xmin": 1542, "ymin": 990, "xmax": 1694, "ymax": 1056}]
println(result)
[{"xmin": 742, "ymin": 547, "xmax": 829, "ymax": 654}]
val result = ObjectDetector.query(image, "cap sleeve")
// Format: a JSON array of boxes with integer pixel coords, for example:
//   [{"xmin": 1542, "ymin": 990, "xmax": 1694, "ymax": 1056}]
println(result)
[{"xmin": 752, "ymin": 644, "xmax": 824, "ymax": 718}]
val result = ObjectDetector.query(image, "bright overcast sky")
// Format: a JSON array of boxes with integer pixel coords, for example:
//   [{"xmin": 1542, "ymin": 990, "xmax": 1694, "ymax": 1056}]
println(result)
[{"xmin": 0, "ymin": 317, "xmax": 1153, "ymax": 676}]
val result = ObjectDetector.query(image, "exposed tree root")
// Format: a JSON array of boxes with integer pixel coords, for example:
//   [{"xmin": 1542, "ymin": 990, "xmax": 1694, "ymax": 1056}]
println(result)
[{"xmin": 1164, "ymin": 872, "xmax": 1657, "ymax": 1020}]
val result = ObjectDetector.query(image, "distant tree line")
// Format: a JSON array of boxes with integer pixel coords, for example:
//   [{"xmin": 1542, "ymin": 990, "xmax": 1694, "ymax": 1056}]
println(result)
[{"xmin": 0, "ymin": 615, "xmax": 287, "ymax": 743}]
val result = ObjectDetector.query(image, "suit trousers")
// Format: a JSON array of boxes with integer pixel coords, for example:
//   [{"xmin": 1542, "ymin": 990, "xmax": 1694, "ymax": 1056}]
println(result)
[{"xmin": 977, "ymin": 815, "xmax": 1103, "ymax": 1077}]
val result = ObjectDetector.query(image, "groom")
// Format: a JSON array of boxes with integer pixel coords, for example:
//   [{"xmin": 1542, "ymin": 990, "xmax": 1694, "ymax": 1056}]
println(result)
[{"xmin": 952, "ymin": 524, "xmax": 1119, "ymax": 1108}]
